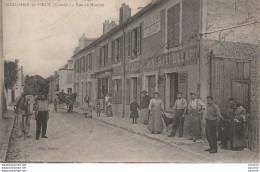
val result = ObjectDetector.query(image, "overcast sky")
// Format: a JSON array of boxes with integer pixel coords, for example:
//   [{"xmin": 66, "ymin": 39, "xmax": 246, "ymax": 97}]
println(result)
[{"xmin": 3, "ymin": 0, "xmax": 151, "ymax": 78}]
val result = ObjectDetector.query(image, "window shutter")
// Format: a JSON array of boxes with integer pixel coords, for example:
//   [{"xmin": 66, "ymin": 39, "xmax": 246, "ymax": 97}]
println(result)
[
  {"xmin": 128, "ymin": 31, "xmax": 132, "ymax": 57},
  {"xmin": 104, "ymin": 45, "xmax": 108, "ymax": 66},
  {"xmin": 111, "ymin": 41, "xmax": 115, "ymax": 63},
  {"xmin": 120, "ymin": 36, "xmax": 123, "ymax": 61},
  {"xmin": 137, "ymin": 25, "xmax": 141, "ymax": 55},
  {"xmin": 89, "ymin": 54, "xmax": 92, "ymax": 71},
  {"xmin": 178, "ymin": 72, "xmax": 188, "ymax": 100},
  {"xmin": 99, "ymin": 48, "xmax": 103, "ymax": 66},
  {"xmin": 132, "ymin": 30, "xmax": 135, "ymax": 56},
  {"xmin": 167, "ymin": 4, "xmax": 180, "ymax": 49}
]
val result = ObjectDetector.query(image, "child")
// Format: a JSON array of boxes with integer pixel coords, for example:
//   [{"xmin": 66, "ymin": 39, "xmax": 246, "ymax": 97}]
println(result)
[
  {"xmin": 130, "ymin": 98, "xmax": 141, "ymax": 124},
  {"xmin": 96, "ymin": 101, "xmax": 101, "ymax": 117}
]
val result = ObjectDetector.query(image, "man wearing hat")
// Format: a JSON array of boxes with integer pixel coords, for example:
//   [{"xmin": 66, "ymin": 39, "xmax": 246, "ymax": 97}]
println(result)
[
  {"xmin": 140, "ymin": 90, "xmax": 151, "ymax": 125},
  {"xmin": 187, "ymin": 92, "xmax": 206, "ymax": 142},
  {"xmin": 168, "ymin": 92, "xmax": 187, "ymax": 137}
]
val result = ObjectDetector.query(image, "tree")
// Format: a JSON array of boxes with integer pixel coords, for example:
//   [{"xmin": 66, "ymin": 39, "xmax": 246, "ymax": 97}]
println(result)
[
  {"xmin": 4, "ymin": 61, "xmax": 18, "ymax": 90},
  {"xmin": 24, "ymin": 75, "xmax": 48, "ymax": 95}
]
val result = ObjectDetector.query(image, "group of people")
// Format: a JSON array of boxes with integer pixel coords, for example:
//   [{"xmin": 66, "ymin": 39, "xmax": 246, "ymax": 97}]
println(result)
[
  {"xmin": 129, "ymin": 90, "xmax": 247, "ymax": 154},
  {"xmin": 14, "ymin": 93, "xmax": 50, "ymax": 140}
]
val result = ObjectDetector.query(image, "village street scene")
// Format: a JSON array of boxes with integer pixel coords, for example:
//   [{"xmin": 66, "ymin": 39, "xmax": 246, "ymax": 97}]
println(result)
[{"xmin": 0, "ymin": 0, "xmax": 259, "ymax": 163}]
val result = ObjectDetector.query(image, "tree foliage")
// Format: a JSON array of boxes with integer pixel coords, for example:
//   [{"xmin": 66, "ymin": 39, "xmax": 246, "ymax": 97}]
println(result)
[
  {"xmin": 24, "ymin": 75, "xmax": 49, "ymax": 95},
  {"xmin": 4, "ymin": 61, "xmax": 19, "ymax": 90}
]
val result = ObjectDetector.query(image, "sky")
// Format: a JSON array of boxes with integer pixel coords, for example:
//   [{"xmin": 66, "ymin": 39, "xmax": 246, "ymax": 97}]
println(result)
[{"xmin": 3, "ymin": 0, "xmax": 151, "ymax": 78}]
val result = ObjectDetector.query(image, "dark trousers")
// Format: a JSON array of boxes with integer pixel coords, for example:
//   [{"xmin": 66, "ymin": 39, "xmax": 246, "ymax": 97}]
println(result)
[
  {"xmin": 206, "ymin": 120, "xmax": 217, "ymax": 150},
  {"xmin": 171, "ymin": 109, "xmax": 185, "ymax": 137},
  {"xmin": 36, "ymin": 111, "xmax": 48, "ymax": 138}
]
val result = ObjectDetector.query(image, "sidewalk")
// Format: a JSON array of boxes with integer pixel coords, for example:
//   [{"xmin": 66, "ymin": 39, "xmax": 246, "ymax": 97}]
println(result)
[
  {"xmin": 70, "ymin": 106, "xmax": 259, "ymax": 163},
  {"xmin": 0, "ymin": 108, "xmax": 15, "ymax": 162}
]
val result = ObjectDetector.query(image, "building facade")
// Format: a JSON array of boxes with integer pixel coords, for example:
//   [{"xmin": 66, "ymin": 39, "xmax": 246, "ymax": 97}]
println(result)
[
  {"xmin": 7, "ymin": 59, "xmax": 24, "ymax": 105},
  {"xmin": 71, "ymin": 0, "xmax": 259, "ymax": 151},
  {"xmin": 47, "ymin": 71, "xmax": 59, "ymax": 103},
  {"xmin": 58, "ymin": 60, "xmax": 74, "ymax": 94}
]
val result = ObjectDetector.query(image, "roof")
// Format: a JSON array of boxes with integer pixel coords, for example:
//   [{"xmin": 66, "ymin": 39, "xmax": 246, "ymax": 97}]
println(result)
[{"xmin": 71, "ymin": 0, "xmax": 166, "ymax": 59}]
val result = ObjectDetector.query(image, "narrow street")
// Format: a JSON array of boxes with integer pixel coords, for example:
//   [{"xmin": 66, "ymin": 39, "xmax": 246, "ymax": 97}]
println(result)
[{"xmin": 5, "ymin": 107, "xmax": 210, "ymax": 163}]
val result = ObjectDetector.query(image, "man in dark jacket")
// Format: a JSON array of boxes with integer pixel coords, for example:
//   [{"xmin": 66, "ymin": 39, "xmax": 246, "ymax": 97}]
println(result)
[{"xmin": 140, "ymin": 90, "xmax": 151, "ymax": 125}]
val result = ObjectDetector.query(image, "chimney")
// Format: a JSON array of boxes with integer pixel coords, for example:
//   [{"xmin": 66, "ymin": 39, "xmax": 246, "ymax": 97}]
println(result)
[
  {"xmin": 103, "ymin": 20, "xmax": 118, "ymax": 34},
  {"xmin": 15, "ymin": 59, "xmax": 19, "ymax": 65},
  {"xmin": 119, "ymin": 3, "xmax": 131, "ymax": 25}
]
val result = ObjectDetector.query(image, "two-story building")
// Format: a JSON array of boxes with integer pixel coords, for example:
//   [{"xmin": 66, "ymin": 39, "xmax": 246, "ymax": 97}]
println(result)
[{"xmin": 71, "ymin": 0, "xmax": 259, "ymax": 151}]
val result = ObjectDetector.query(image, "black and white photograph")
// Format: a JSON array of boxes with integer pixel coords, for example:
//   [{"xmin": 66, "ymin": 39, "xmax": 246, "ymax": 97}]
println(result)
[{"xmin": 0, "ymin": 0, "xmax": 259, "ymax": 168}]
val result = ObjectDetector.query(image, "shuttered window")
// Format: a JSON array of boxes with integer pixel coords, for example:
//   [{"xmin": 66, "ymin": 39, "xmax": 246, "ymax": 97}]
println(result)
[
  {"xmin": 113, "ymin": 79, "xmax": 122, "ymax": 104},
  {"xmin": 128, "ymin": 31, "xmax": 132, "ymax": 57},
  {"xmin": 120, "ymin": 36, "xmax": 123, "ymax": 60},
  {"xmin": 137, "ymin": 24, "xmax": 142, "ymax": 55},
  {"xmin": 89, "ymin": 53, "xmax": 92, "ymax": 71},
  {"xmin": 111, "ymin": 40, "xmax": 115, "ymax": 63},
  {"xmin": 85, "ymin": 55, "xmax": 89, "ymax": 71},
  {"xmin": 74, "ymin": 60, "xmax": 77, "ymax": 74},
  {"xmin": 178, "ymin": 72, "xmax": 188, "ymax": 100},
  {"xmin": 167, "ymin": 4, "xmax": 180, "ymax": 49},
  {"xmin": 104, "ymin": 44, "xmax": 108, "ymax": 66},
  {"xmin": 99, "ymin": 48, "xmax": 103, "ymax": 67}
]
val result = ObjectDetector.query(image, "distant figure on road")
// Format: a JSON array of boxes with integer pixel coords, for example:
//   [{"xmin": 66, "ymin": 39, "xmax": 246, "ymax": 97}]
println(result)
[
  {"xmin": 130, "ymin": 98, "xmax": 141, "ymax": 124},
  {"xmin": 96, "ymin": 101, "xmax": 101, "ymax": 117},
  {"xmin": 105, "ymin": 94, "xmax": 113, "ymax": 117},
  {"xmin": 148, "ymin": 92, "xmax": 164, "ymax": 134},
  {"xmin": 140, "ymin": 90, "xmax": 151, "ymax": 125},
  {"xmin": 35, "ymin": 95, "xmax": 49, "ymax": 140}
]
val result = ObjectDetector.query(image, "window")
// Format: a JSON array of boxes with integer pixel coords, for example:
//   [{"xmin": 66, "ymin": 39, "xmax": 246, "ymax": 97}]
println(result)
[
  {"xmin": 77, "ymin": 59, "xmax": 80, "ymax": 73},
  {"xmin": 128, "ymin": 25, "xmax": 142, "ymax": 58},
  {"xmin": 112, "ymin": 37, "xmax": 123, "ymax": 63},
  {"xmin": 99, "ymin": 48, "xmax": 103, "ymax": 67},
  {"xmin": 104, "ymin": 44, "xmax": 108, "ymax": 66},
  {"xmin": 167, "ymin": 4, "xmax": 180, "ymax": 49},
  {"xmin": 113, "ymin": 79, "xmax": 122, "ymax": 104},
  {"xmin": 82, "ymin": 56, "xmax": 85, "ymax": 72},
  {"xmin": 74, "ymin": 60, "xmax": 76, "ymax": 73},
  {"xmin": 85, "ymin": 55, "xmax": 88, "ymax": 71},
  {"xmin": 100, "ymin": 45, "xmax": 108, "ymax": 67},
  {"xmin": 89, "ymin": 53, "xmax": 92, "ymax": 70}
]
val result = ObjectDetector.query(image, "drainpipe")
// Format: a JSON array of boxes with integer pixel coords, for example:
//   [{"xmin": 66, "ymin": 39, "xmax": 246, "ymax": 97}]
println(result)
[{"xmin": 122, "ymin": 29, "xmax": 126, "ymax": 118}]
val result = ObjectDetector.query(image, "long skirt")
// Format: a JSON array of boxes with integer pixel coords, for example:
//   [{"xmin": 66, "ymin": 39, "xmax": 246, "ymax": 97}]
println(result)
[
  {"xmin": 187, "ymin": 109, "xmax": 201, "ymax": 139},
  {"xmin": 230, "ymin": 121, "xmax": 246, "ymax": 149},
  {"xmin": 140, "ymin": 108, "xmax": 149, "ymax": 123},
  {"xmin": 105, "ymin": 105, "xmax": 112, "ymax": 117},
  {"xmin": 148, "ymin": 108, "xmax": 163, "ymax": 133}
]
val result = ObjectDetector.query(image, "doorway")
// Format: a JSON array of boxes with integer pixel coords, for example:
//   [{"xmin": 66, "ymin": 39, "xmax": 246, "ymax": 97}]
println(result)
[{"xmin": 169, "ymin": 73, "xmax": 178, "ymax": 108}]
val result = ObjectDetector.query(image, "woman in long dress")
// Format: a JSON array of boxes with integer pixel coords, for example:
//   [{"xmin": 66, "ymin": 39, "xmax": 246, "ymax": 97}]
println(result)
[
  {"xmin": 148, "ymin": 92, "xmax": 164, "ymax": 134},
  {"xmin": 228, "ymin": 103, "xmax": 247, "ymax": 150}
]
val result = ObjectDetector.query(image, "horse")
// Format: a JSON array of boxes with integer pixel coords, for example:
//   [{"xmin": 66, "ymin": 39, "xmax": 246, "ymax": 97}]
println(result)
[{"xmin": 55, "ymin": 92, "xmax": 77, "ymax": 112}]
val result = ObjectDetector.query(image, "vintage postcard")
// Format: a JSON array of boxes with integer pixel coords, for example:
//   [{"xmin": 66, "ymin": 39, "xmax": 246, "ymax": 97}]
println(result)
[{"xmin": 0, "ymin": 0, "xmax": 259, "ymax": 165}]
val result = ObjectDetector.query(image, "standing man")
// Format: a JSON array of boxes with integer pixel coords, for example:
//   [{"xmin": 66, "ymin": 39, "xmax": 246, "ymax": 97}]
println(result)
[
  {"xmin": 205, "ymin": 96, "xmax": 222, "ymax": 153},
  {"xmin": 140, "ymin": 90, "xmax": 151, "ymax": 125},
  {"xmin": 35, "ymin": 95, "xmax": 49, "ymax": 140},
  {"xmin": 24, "ymin": 95, "xmax": 35, "ymax": 138},
  {"xmin": 15, "ymin": 93, "xmax": 27, "ymax": 138},
  {"xmin": 168, "ymin": 92, "xmax": 187, "ymax": 137},
  {"xmin": 188, "ymin": 92, "xmax": 206, "ymax": 142}
]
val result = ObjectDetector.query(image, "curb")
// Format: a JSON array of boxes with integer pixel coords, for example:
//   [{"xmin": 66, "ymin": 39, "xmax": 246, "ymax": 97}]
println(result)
[
  {"xmin": 67, "ymin": 108, "xmax": 214, "ymax": 162},
  {"xmin": 0, "ymin": 110, "xmax": 16, "ymax": 162}
]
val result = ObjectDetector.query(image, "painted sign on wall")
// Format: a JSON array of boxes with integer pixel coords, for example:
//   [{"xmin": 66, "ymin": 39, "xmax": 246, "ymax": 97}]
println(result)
[{"xmin": 143, "ymin": 10, "xmax": 160, "ymax": 38}]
